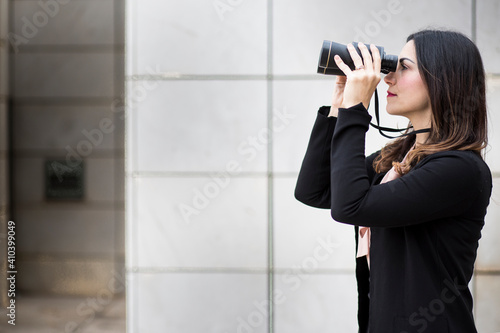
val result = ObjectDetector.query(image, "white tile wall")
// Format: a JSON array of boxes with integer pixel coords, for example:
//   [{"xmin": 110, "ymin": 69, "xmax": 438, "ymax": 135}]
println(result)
[
  {"xmin": 486, "ymin": 77, "xmax": 500, "ymax": 173},
  {"xmin": 132, "ymin": 273, "xmax": 268, "ymax": 333},
  {"xmin": 128, "ymin": 0, "xmax": 267, "ymax": 76},
  {"xmin": 12, "ymin": 106, "xmax": 117, "ymax": 151},
  {"xmin": 477, "ymin": 178, "xmax": 500, "ymax": 271},
  {"xmin": 272, "ymin": 80, "xmax": 331, "ymax": 173},
  {"xmin": 274, "ymin": 177, "xmax": 356, "ymax": 271},
  {"xmin": 274, "ymin": 273, "xmax": 358, "ymax": 332},
  {"xmin": 132, "ymin": 176, "xmax": 268, "ymax": 269},
  {"xmin": 475, "ymin": 275, "xmax": 500, "ymax": 333},
  {"xmin": 13, "ymin": 53, "xmax": 115, "ymax": 98},
  {"xmin": 477, "ymin": 0, "xmax": 500, "ymax": 74},
  {"xmin": 12, "ymin": 0, "xmax": 114, "ymax": 46},
  {"xmin": 130, "ymin": 80, "xmax": 268, "ymax": 173},
  {"xmin": 273, "ymin": 0, "xmax": 472, "ymax": 75}
]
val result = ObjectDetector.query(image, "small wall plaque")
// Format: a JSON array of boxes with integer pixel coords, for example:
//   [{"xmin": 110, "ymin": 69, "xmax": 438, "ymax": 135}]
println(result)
[{"xmin": 45, "ymin": 160, "xmax": 84, "ymax": 200}]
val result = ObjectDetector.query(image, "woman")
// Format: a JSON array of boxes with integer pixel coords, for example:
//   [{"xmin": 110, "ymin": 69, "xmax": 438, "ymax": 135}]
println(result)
[{"xmin": 295, "ymin": 30, "xmax": 492, "ymax": 333}]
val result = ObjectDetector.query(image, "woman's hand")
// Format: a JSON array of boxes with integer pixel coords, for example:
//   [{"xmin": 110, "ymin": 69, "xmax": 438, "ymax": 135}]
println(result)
[{"xmin": 333, "ymin": 43, "xmax": 382, "ymax": 110}]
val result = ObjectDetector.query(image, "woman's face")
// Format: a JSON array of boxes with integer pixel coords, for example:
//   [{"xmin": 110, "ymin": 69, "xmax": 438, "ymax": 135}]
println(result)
[{"xmin": 384, "ymin": 40, "xmax": 432, "ymax": 124}]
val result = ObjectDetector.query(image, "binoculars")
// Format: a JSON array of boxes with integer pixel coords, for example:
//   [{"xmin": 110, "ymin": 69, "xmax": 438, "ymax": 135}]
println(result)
[{"xmin": 317, "ymin": 40, "xmax": 398, "ymax": 75}]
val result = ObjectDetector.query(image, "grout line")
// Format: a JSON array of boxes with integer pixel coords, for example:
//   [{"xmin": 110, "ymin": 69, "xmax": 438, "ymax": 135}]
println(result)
[
  {"xmin": 128, "ymin": 267, "xmax": 356, "ymax": 275},
  {"xmin": 126, "ymin": 74, "xmax": 331, "ymax": 81},
  {"xmin": 129, "ymin": 171, "xmax": 271, "ymax": 178},
  {"xmin": 127, "ymin": 73, "xmax": 500, "ymax": 81},
  {"xmin": 131, "ymin": 267, "xmax": 269, "ymax": 274},
  {"xmin": 267, "ymin": 1, "xmax": 274, "ymax": 332}
]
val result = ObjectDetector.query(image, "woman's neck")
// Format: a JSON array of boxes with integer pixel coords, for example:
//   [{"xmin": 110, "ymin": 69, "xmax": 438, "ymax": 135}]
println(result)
[{"xmin": 408, "ymin": 112, "xmax": 432, "ymax": 145}]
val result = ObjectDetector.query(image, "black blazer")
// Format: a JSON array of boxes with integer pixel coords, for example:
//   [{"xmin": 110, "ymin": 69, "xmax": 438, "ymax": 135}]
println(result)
[{"xmin": 295, "ymin": 104, "xmax": 492, "ymax": 333}]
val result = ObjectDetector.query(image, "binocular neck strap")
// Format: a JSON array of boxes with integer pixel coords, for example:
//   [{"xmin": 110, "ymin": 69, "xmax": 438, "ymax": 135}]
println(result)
[{"xmin": 369, "ymin": 89, "xmax": 431, "ymax": 139}]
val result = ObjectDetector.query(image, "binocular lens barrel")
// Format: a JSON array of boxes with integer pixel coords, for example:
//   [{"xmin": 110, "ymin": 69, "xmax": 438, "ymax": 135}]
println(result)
[{"xmin": 317, "ymin": 40, "xmax": 398, "ymax": 75}]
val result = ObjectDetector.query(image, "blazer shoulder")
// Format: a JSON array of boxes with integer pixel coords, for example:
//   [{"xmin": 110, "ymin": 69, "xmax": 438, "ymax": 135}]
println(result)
[{"xmin": 416, "ymin": 150, "xmax": 492, "ymax": 190}]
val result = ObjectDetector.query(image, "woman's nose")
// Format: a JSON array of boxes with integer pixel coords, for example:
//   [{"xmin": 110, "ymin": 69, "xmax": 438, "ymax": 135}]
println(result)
[{"xmin": 384, "ymin": 71, "xmax": 395, "ymax": 85}]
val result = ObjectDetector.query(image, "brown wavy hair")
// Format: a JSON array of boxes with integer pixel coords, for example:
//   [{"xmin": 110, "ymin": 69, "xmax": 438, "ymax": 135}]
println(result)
[{"xmin": 373, "ymin": 29, "xmax": 488, "ymax": 175}]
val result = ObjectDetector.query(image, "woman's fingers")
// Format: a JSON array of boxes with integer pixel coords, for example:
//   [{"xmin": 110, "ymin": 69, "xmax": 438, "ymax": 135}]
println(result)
[
  {"xmin": 358, "ymin": 43, "xmax": 372, "ymax": 71},
  {"xmin": 334, "ymin": 54, "xmax": 352, "ymax": 75},
  {"xmin": 370, "ymin": 44, "xmax": 382, "ymax": 73},
  {"xmin": 347, "ymin": 43, "xmax": 364, "ymax": 70}
]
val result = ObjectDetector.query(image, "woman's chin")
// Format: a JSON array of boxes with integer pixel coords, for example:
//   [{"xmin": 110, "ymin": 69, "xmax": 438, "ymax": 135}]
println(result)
[{"xmin": 386, "ymin": 107, "xmax": 398, "ymax": 116}]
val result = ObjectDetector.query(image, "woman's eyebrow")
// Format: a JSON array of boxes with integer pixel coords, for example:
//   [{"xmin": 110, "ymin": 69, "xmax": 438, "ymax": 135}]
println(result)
[{"xmin": 399, "ymin": 57, "xmax": 416, "ymax": 64}]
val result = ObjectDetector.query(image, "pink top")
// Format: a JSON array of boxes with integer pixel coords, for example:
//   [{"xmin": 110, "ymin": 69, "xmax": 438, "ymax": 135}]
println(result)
[{"xmin": 356, "ymin": 147, "xmax": 413, "ymax": 267}]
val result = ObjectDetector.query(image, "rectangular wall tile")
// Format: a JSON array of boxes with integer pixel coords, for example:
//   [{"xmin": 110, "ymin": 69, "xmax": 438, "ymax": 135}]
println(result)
[
  {"xmin": 486, "ymin": 77, "xmax": 500, "ymax": 173},
  {"xmin": 12, "ymin": 0, "xmax": 114, "ymax": 46},
  {"xmin": 272, "ymin": 80, "xmax": 331, "ymax": 174},
  {"xmin": 475, "ymin": 275, "xmax": 500, "ymax": 332},
  {"xmin": 273, "ymin": 0, "xmax": 472, "ymax": 75},
  {"xmin": 477, "ymin": 0, "xmax": 500, "ymax": 74},
  {"xmin": 476, "ymin": 178, "xmax": 500, "ymax": 270},
  {"xmin": 132, "ymin": 273, "xmax": 268, "ymax": 333},
  {"xmin": 274, "ymin": 273, "xmax": 358, "ymax": 333},
  {"xmin": 274, "ymin": 177, "xmax": 356, "ymax": 271},
  {"xmin": 128, "ymin": 0, "xmax": 267, "ymax": 75},
  {"xmin": 131, "ymin": 80, "xmax": 267, "ymax": 173},
  {"xmin": 13, "ymin": 53, "xmax": 114, "ymax": 98},
  {"xmin": 131, "ymin": 176, "xmax": 268, "ymax": 269}
]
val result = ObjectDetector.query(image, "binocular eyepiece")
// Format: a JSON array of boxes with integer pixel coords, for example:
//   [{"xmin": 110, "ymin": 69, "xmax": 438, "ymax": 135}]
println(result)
[{"xmin": 317, "ymin": 40, "xmax": 398, "ymax": 75}]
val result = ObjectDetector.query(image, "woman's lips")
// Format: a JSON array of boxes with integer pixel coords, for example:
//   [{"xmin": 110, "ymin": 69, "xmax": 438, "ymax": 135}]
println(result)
[{"xmin": 387, "ymin": 91, "xmax": 397, "ymax": 97}]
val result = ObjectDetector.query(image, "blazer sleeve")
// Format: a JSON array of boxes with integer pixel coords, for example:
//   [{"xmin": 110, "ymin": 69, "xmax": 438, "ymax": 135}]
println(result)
[
  {"xmin": 329, "ymin": 103, "xmax": 491, "ymax": 227},
  {"xmin": 294, "ymin": 106, "xmax": 379, "ymax": 209}
]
